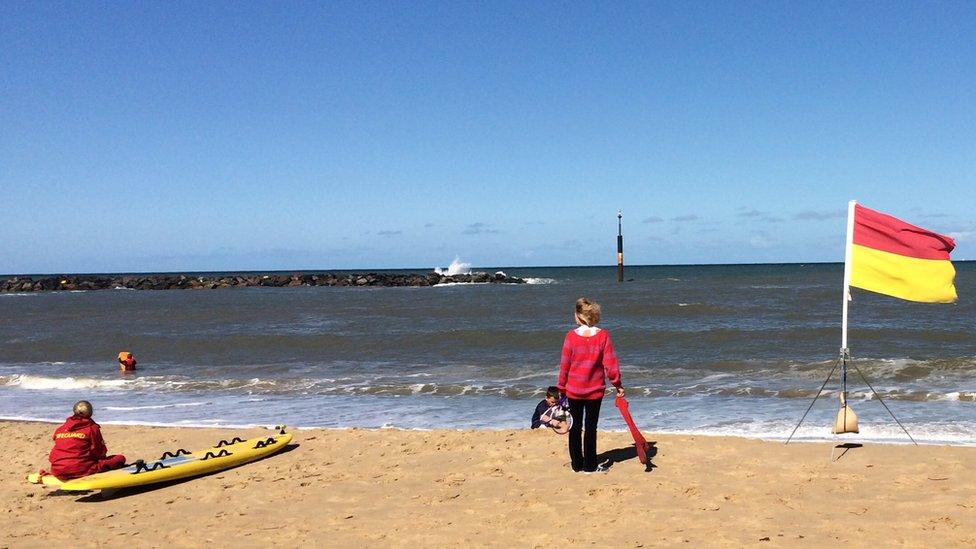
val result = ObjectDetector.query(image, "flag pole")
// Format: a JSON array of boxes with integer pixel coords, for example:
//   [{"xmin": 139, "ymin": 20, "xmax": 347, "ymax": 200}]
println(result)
[
  {"xmin": 786, "ymin": 199, "xmax": 858, "ymax": 444},
  {"xmin": 841, "ymin": 200, "xmax": 856, "ymax": 353},
  {"xmin": 836, "ymin": 200, "xmax": 858, "ymax": 435},
  {"xmin": 840, "ymin": 200, "xmax": 856, "ymax": 398}
]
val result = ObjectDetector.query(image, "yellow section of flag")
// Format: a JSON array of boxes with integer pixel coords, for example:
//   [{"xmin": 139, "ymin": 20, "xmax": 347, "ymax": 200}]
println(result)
[{"xmin": 850, "ymin": 244, "xmax": 957, "ymax": 303}]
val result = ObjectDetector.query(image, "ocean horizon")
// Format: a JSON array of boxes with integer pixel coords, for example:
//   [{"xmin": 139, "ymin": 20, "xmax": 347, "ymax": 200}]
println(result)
[{"xmin": 5, "ymin": 259, "xmax": 975, "ymax": 279}]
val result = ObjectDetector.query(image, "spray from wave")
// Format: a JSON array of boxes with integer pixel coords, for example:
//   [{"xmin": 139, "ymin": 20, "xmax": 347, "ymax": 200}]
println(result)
[{"xmin": 434, "ymin": 257, "xmax": 472, "ymax": 276}]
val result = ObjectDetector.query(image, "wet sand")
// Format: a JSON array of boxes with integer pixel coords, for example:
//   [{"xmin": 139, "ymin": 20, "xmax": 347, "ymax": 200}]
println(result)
[{"xmin": 2, "ymin": 420, "xmax": 974, "ymax": 547}]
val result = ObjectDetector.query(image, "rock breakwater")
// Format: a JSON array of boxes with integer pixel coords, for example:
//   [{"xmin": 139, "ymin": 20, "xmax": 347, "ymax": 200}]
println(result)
[{"xmin": 1, "ymin": 271, "xmax": 526, "ymax": 293}]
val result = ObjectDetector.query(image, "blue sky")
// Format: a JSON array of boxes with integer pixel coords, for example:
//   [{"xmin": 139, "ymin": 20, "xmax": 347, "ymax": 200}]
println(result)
[{"xmin": 2, "ymin": 2, "xmax": 973, "ymax": 273}]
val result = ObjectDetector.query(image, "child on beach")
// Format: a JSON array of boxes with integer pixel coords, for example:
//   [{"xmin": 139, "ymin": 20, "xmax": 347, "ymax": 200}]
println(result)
[
  {"xmin": 531, "ymin": 386, "xmax": 560, "ymax": 429},
  {"xmin": 557, "ymin": 298, "xmax": 624, "ymax": 473},
  {"xmin": 48, "ymin": 400, "xmax": 126, "ymax": 480}
]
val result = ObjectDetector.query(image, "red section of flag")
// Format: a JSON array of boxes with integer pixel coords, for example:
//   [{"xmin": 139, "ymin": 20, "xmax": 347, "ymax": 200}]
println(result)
[{"xmin": 853, "ymin": 204, "xmax": 955, "ymax": 260}]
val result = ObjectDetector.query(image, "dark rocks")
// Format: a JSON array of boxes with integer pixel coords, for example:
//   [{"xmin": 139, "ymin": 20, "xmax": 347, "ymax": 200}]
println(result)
[{"xmin": 0, "ymin": 271, "xmax": 526, "ymax": 293}]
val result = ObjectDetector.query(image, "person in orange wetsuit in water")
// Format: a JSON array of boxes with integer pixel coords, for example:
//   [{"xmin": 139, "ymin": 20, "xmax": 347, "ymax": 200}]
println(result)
[
  {"xmin": 48, "ymin": 401, "xmax": 127, "ymax": 480},
  {"xmin": 118, "ymin": 351, "xmax": 137, "ymax": 372}
]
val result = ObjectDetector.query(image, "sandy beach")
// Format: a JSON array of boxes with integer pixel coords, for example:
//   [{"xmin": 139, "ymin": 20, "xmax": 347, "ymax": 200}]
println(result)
[{"xmin": 1, "ymin": 420, "xmax": 973, "ymax": 547}]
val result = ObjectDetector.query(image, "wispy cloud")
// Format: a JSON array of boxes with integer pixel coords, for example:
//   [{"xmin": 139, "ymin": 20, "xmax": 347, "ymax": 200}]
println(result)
[
  {"xmin": 948, "ymin": 229, "xmax": 974, "ymax": 243},
  {"xmin": 738, "ymin": 209, "xmax": 783, "ymax": 223},
  {"xmin": 749, "ymin": 231, "xmax": 776, "ymax": 248},
  {"xmin": 462, "ymin": 222, "xmax": 500, "ymax": 235},
  {"xmin": 423, "ymin": 222, "xmax": 436, "ymax": 228},
  {"xmin": 794, "ymin": 210, "xmax": 845, "ymax": 221},
  {"xmin": 672, "ymin": 214, "xmax": 699, "ymax": 222},
  {"xmin": 377, "ymin": 230, "xmax": 402, "ymax": 236},
  {"xmin": 643, "ymin": 216, "xmax": 664, "ymax": 224}
]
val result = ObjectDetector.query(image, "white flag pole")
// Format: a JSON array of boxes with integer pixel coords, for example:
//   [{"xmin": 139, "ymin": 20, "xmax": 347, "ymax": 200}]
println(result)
[
  {"xmin": 840, "ymin": 200, "xmax": 857, "ymax": 352},
  {"xmin": 787, "ymin": 201, "xmax": 859, "ymax": 443}
]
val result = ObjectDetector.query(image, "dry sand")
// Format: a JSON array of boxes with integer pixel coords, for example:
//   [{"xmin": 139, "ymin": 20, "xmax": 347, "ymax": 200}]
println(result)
[{"xmin": 2, "ymin": 420, "xmax": 974, "ymax": 547}]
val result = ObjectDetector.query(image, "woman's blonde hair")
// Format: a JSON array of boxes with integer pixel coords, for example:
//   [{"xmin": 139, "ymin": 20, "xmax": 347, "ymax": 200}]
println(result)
[{"xmin": 575, "ymin": 297, "xmax": 601, "ymax": 326}]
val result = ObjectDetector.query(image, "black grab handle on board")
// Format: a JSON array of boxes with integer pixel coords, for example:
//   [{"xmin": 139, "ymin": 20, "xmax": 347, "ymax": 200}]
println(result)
[
  {"xmin": 253, "ymin": 437, "xmax": 278, "ymax": 449},
  {"xmin": 201, "ymin": 449, "xmax": 232, "ymax": 460},
  {"xmin": 215, "ymin": 437, "xmax": 246, "ymax": 448},
  {"xmin": 159, "ymin": 448, "xmax": 191, "ymax": 460},
  {"xmin": 131, "ymin": 459, "xmax": 170, "ymax": 474}
]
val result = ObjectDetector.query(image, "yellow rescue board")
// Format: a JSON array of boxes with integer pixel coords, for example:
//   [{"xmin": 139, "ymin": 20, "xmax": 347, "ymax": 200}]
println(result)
[{"xmin": 28, "ymin": 428, "xmax": 292, "ymax": 491}]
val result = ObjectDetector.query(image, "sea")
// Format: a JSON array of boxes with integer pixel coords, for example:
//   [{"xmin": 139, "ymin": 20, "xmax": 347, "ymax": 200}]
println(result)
[{"xmin": 1, "ymin": 262, "xmax": 973, "ymax": 445}]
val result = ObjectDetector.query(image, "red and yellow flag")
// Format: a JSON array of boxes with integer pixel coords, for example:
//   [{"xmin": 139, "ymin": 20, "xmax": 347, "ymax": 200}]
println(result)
[{"xmin": 850, "ymin": 204, "xmax": 957, "ymax": 303}]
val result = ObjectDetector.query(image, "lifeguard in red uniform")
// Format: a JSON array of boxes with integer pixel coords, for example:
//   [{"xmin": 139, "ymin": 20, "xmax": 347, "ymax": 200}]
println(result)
[
  {"xmin": 48, "ymin": 401, "xmax": 126, "ymax": 480},
  {"xmin": 118, "ymin": 351, "xmax": 136, "ymax": 372}
]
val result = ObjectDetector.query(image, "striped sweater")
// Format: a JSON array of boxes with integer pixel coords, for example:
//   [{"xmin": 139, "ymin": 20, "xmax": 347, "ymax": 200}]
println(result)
[{"xmin": 557, "ymin": 328, "xmax": 621, "ymax": 400}]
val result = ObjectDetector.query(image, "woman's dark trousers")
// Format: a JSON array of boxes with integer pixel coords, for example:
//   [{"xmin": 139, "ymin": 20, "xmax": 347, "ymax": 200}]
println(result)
[{"xmin": 568, "ymin": 397, "xmax": 603, "ymax": 472}]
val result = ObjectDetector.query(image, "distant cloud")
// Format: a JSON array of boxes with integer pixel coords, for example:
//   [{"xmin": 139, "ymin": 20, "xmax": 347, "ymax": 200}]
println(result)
[
  {"xmin": 377, "ymin": 230, "xmax": 402, "ymax": 236},
  {"xmin": 948, "ymin": 230, "xmax": 973, "ymax": 243},
  {"xmin": 424, "ymin": 222, "xmax": 436, "ymax": 228},
  {"xmin": 462, "ymin": 222, "xmax": 499, "ymax": 235},
  {"xmin": 643, "ymin": 216, "xmax": 663, "ymax": 223},
  {"xmin": 749, "ymin": 231, "xmax": 776, "ymax": 248},
  {"xmin": 794, "ymin": 210, "xmax": 845, "ymax": 221},
  {"xmin": 671, "ymin": 214, "xmax": 699, "ymax": 222},
  {"xmin": 737, "ymin": 209, "xmax": 783, "ymax": 223}
]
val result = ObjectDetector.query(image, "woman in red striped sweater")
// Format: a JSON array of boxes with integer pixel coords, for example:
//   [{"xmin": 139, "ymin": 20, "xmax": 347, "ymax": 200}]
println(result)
[{"xmin": 557, "ymin": 297, "xmax": 624, "ymax": 473}]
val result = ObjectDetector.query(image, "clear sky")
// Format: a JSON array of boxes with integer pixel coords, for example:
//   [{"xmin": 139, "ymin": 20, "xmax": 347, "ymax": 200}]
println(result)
[{"xmin": 2, "ymin": 2, "xmax": 973, "ymax": 273}]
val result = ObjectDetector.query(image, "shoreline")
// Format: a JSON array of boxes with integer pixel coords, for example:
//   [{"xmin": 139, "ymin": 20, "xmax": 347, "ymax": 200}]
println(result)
[
  {"xmin": 3, "ymin": 420, "xmax": 974, "ymax": 546},
  {"xmin": 3, "ymin": 418, "xmax": 971, "ymax": 448}
]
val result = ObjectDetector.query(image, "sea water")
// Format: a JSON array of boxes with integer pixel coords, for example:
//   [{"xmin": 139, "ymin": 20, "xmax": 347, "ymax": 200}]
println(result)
[{"xmin": 1, "ymin": 263, "xmax": 973, "ymax": 445}]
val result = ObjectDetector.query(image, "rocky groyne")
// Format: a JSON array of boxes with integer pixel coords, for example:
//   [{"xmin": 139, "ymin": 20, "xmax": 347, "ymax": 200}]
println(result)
[{"xmin": 0, "ymin": 271, "xmax": 526, "ymax": 293}]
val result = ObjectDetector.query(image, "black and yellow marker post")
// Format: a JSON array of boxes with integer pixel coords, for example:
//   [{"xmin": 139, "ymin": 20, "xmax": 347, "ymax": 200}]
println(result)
[{"xmin": 617, "ymin": 211, "xmax": 624, "ymax": 282}]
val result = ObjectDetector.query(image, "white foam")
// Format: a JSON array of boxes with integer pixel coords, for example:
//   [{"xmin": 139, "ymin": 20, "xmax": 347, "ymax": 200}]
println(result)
[
  {"xmin": 524, "ymin": 278, "xmax": 555, "ymax": 284},
  {"xmin": 0, "ymin": 415, "xmax": 274, "ymax": 430},
  {"xmin": 2, "ymin": 374, "xmax": 130, "ymax": 391},
  {"xmin": 434, "ymin": 257, "xmax": 472, "ymax": 276},
  {"xmin": 495, "ymin": 372, "xmax": 551, "ymax": 383},
  {"xmin": 104, "ymin": 402, "xmax": 210, "ymax": 411}
]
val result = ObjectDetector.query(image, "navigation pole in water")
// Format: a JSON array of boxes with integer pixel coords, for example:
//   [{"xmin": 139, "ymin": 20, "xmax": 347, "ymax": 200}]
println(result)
[{"xmin": 617, "ymin": 211, "xmax": 624, "ymax": 282}]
